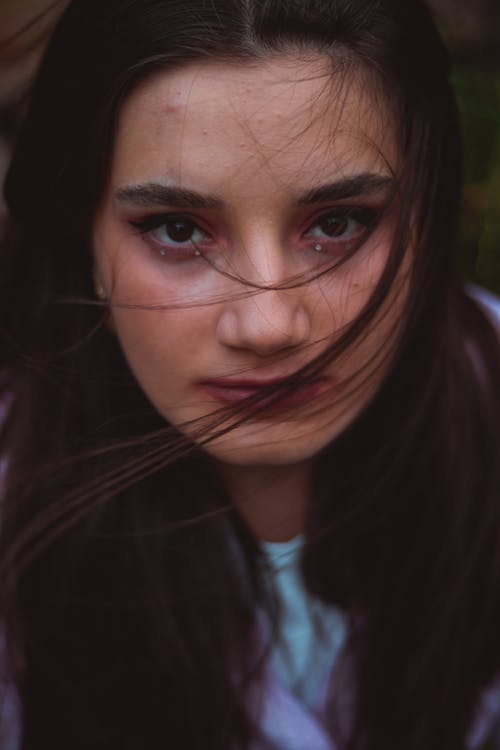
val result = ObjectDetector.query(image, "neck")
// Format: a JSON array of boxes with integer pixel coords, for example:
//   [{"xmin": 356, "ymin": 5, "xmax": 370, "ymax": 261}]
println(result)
[{"xmin": 217, "ymin": 460, "xmax": 313, "ymax": 542}]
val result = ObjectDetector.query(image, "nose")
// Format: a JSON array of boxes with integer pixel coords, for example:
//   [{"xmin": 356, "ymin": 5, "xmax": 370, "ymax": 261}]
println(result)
[{"xmin": 216, "ymin": 285, "xmax": 311, "ymax": 357}]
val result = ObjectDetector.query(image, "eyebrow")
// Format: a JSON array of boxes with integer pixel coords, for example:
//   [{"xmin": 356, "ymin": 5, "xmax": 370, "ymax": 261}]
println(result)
[
  {"xmin": 115, "ymin": 183, "xmax": 223, "ymax": 209},
  {"xmin": 297, "ymin": 173, "xmax": 395, "ymax": 204},
  {"xmin": 114, "ymin": 172, "xmax": 395, "ymax": 210}
]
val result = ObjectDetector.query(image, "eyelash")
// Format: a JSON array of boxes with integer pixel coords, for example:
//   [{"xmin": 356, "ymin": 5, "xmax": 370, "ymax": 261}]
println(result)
[
  {"xmin": 304, "ymin": 206, "xmax": 379, "ymax": 248},
  {"xmin": 130, "ymin": 215, "xmax": 212, "ymax": 257},
  {"xmin": 130, "ymin": 206, "xmax": 380, "ymax": 260}
]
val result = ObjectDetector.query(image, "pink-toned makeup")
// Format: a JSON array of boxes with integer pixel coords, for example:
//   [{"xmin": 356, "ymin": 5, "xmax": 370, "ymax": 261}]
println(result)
[{"xmin": 199, "ymin": 376, "xmax": 332, "ymax": 414}]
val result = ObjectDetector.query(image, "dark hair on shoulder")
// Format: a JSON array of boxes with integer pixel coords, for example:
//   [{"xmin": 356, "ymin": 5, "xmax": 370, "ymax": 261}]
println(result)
[{"xmin": 1, "ymin": 1, "xmax": 500, "ymax": 749}]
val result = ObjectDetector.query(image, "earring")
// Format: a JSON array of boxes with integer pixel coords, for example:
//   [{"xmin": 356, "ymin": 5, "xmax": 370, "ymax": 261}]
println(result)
[
  {"xmin": 94, "ymin": 279, "xmax": 107, "ymax": 301},
  {"xmin": 314, "ymin": 243, "xmax": 323, "ymax": 253},
  {"xmin": 93, "ymin": 273, "xmax": 116, "ymax": 333}
]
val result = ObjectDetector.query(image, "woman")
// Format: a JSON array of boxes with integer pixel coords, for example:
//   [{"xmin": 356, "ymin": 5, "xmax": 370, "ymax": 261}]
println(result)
[{"xmin": 1, "ymin": 0, "xmax": 500, "ymax": 748}]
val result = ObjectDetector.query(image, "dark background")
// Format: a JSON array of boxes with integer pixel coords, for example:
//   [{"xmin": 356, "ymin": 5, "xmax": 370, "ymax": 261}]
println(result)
[{"xmin": 0, "ymin": 0, "xmax": 499, "ymax": 293}]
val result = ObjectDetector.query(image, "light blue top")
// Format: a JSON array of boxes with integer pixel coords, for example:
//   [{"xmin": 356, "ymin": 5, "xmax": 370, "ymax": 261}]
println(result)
[{"xmin": 261, "ymin": 536, "xmax": 346, "ymax": 710}]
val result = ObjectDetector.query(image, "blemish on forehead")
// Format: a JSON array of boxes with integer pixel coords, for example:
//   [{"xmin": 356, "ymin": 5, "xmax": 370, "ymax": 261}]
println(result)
[
  {"xmin": 162, "ymin": 89, "xmax": 186, "ymax": 115},
  {"xmin": 114, "ymin": 56, "xmax": 398, "ymax": 202}
]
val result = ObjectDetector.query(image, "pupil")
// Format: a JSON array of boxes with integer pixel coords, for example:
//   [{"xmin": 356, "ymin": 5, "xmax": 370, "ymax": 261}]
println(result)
[
  {"xmin": 167, "ymin": 220, "xmax": 193, "ymax": 243},
  {"xmin": 319, "ymin": 215, "xmax": 348, "ymax": 237}
]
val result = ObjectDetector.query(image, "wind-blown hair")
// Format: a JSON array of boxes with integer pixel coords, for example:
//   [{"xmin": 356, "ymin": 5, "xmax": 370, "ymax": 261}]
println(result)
[{"xmin": 1, "ymin": 1, "xmax": 500, "ymax": 749}]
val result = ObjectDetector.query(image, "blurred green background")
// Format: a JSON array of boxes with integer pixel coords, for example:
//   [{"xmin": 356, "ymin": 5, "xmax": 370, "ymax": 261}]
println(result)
[
  {"xmin": 429, "ymin": 0, "xmax": 500, "ymax": 294},
  {"xmin": 455, "ymin": 66, "xmax": 500, "ymax": 294}
]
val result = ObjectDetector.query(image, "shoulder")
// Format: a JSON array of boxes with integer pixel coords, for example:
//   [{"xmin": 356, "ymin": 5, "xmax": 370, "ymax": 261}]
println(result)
[
  {"xmin": 466, "ymin": 283, "xmax": 500, "ymax": 331},
  {"xmin": 468, "ymin": 677, "xmax": 500, "ymax": 749}
]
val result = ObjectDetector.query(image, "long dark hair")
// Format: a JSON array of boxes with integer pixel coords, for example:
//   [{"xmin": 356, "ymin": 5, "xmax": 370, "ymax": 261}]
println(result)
[{"xmin": 1, "ymin": 1, "xmax": 500, "ymax": 748}]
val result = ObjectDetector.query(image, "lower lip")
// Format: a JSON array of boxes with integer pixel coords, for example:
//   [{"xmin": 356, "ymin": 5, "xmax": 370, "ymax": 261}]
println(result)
[{"xmin": 200, "ymin": 378, "xmax": 331, "ymax": 413}]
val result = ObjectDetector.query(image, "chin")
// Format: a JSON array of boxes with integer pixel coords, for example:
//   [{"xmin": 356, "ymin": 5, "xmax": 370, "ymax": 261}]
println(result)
[
  {"xmin": 157, "ymin": 391, "xmax": 370, "ymax": 467},
  {"xmin": 194, "ymin": 419, "xmax": 343, "ymax": 467}
]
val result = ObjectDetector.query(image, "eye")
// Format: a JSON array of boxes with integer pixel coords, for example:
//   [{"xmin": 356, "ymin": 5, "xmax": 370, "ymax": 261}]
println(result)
[
  {"xmin": 315, "ymin": 213, "xmax": 350, "ymax": 237},
  {"xmin": 306, "ymin": 206, "xmax": 379, "ymax": 247},
  {"xmin": 152, "ymin": 217, "xmax": 205, "ymax": 245},
  {"xmin": 130, "ymin": 214, "xmax": 211, "ymax": 256}
]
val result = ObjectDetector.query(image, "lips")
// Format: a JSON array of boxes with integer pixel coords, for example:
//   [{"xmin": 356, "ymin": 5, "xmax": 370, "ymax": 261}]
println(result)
[{"xmin": 199, "ymin": 375, "xmax": 331, "ymax": 411}]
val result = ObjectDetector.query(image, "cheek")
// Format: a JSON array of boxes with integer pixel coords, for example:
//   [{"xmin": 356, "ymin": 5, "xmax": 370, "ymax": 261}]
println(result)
[
  {"xmin": 111, "ymin": 307, "xmax": 210, "ymax": 398},
  {"xmin": 313, "ymin": 230, "xmax": 408, "ymax": 389},
  {"xmin": 314, "ymin": 229, "xmax": 394, "ymax": 330}
]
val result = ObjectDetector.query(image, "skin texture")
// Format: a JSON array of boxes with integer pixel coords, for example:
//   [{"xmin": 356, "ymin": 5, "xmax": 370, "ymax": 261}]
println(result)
[{"xmin": 93, "ymin": 55, "xmax": 406, "ymax": 538}]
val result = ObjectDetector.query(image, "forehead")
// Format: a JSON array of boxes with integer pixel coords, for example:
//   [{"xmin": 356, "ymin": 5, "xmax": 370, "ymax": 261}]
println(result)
[{"xmin": 110, "ymin": 55, "xmax": 398, "ymax": 197}]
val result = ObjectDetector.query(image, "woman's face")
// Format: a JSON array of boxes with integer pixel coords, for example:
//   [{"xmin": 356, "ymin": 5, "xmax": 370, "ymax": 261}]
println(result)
[{"xmin": 93, "ymin": 55, "xmax": 406, "ymax": 467}]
